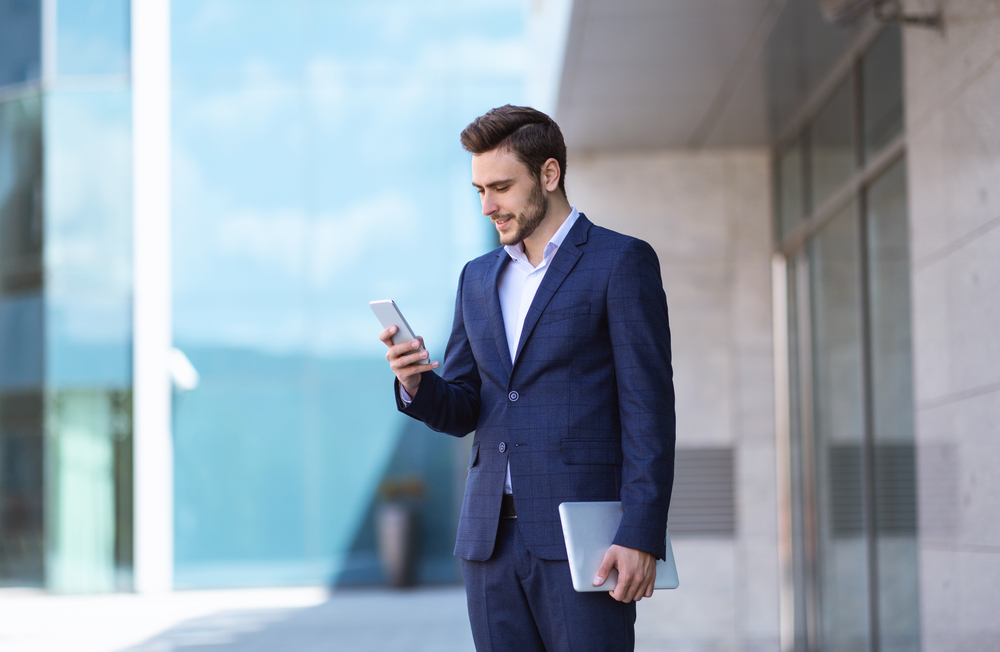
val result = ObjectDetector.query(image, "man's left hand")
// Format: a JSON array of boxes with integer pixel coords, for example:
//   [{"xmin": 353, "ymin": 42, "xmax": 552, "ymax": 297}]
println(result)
[{"xmin": 594, "ymin": 544, "xmax": 657, "ymax": 603}]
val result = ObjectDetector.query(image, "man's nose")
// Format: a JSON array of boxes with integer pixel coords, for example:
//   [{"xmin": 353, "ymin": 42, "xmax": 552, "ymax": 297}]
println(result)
[{"xmin": 481, "ymin": 193, "xmax": 498, "ymax": 217}]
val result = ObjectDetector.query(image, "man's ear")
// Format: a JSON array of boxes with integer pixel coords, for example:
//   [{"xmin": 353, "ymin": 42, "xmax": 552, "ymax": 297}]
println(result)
[{"xmin": 540, "ymin": 158, "xmax": 561, "ymax": 193}]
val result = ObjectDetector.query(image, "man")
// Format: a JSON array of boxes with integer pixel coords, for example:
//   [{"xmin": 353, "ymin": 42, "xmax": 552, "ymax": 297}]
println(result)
[{"xmin": 379, "ymin": 105, "xmax": 675, "ymax": 652}]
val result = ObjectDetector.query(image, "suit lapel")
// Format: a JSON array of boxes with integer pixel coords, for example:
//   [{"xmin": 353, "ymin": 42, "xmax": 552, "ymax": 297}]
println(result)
[
  {"xmin": 484, "ymin": 250, "xmax": 513, "ymax": 379},
  {"xmin": 512, "ymin": 214, "xmax": 592, "ymax": 366}
]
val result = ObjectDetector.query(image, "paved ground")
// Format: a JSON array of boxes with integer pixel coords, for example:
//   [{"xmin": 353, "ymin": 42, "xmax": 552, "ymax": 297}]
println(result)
[
  {"xmin": 0, "ymin": 586, "xmax": 473, "ymax": 652},
  {"xmin": 120, "ymin": 588, "xmax": 476, "ymax": 652},
  {"xmin": 1, "ymin": 584, "xmax": 687, "ymax": 651}
]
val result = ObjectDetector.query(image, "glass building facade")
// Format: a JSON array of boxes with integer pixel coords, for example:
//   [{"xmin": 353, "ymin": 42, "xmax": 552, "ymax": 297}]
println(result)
[
  {"xmin": 169, "ymin": 0, "xmax": 525, "ymax": 588},
  {"xmin": 1, "ymin": 0, "xmax": 133, "ymax": 592},
  {"xmin": 0, "ymin": 0, "xmax": 528, "ymax": 592},
  {"xmin": 773, "ymin": 24, "xmax": 920, "ymax": 652}
]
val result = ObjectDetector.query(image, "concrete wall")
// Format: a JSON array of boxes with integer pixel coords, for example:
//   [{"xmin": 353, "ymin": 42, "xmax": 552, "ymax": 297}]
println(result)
[
  {"xmin": 904, "ymin": 1, "xmax": 1000, "ymax": 650},
  {"xmin": 566, "ymin": 150, "xmax": 779, "ymax": 651}
]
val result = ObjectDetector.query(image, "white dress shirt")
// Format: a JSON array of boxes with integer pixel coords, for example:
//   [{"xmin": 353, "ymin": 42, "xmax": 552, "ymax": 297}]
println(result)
[
  {"xmin": 496, "ymin": 206, "xmax": 579, "ymax": 492},
  {"xmin": 403, "ymin": 206, "xmax": 581, "ymax": 495}
]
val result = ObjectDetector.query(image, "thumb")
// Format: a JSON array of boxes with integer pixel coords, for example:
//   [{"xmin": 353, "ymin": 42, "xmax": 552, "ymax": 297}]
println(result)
[{"xmin": 593, "ymin": 547, "xmax": 617, "ymax": 586}]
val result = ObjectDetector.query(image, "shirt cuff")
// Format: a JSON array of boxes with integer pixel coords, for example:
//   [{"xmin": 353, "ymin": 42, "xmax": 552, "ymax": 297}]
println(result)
[{"xmin": 399, "ymin": 384, "xmax": 413, "ymax": 405}]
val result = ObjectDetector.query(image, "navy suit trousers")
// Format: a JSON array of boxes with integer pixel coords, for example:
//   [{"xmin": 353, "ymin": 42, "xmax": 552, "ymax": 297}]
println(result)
[{"xmin": 462, "ymin": 519, "xmax": 636, "ymax": 652}]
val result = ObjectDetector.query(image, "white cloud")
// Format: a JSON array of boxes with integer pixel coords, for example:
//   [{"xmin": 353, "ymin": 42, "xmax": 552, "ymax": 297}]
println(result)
[
  {"xmin": 178, "ymin": 32, "xmax": 527, "ymax": 136},
  {"xmin": 215, "ymin": 193, "xmax": 417, "ymax": 290}
]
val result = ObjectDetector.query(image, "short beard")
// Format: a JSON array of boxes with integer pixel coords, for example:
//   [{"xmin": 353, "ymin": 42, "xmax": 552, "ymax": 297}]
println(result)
[{"xmin": 497, "ymin": 176, "xmax": 548, "ymax": 246}]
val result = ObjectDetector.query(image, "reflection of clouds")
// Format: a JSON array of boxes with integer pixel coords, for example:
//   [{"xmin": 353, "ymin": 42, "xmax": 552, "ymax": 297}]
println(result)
[
  {"xmin": 216, "ymin": 194, "xmax": 416, "ymax": 289},
  {"xmin": 48, "ymin": 298, "xmax": 131, "ymax": 343},
  {"xmin": 171, "ymin": 138, "xmax": 440, "ymax": 355},
  {"xmin": 170, "ymin": 1, "xmax": 523, "ymax": 356},
  {"xmin": 412, "ymin": 36, "xmax": 528, "ymax": 76},
  {"xmin": 45, "ymin": 91, "xmax": 132, "ymax": 298},
  {"xmin": 179, "ymin": 31, "xmax": 525, "ymax": 135},
  {"xmin": 41, "ymin": 92, "xmax": 132, "ymax": 357},
  {"xmin": 362, "ymin": 0, "xmax": 528, "ymax": 41},
  {"xmin": 184, "ymin": 59, "xmax": 302, "ymax": 134},
  {"xmin": 184, "ymin": 0, "xmax": 239, "ymax": 33}
]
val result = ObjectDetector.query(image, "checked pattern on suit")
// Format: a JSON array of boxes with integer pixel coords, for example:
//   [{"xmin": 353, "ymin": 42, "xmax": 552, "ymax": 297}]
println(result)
[{"xmin": 395, "ymin": 214, "xmax": 676, "ymax": 563}]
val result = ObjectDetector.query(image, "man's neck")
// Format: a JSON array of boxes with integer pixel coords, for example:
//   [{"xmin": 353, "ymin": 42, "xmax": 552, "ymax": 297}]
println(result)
[{"xmin": 522, "ymin": 195, "xmax": 572, "ymax": 267}]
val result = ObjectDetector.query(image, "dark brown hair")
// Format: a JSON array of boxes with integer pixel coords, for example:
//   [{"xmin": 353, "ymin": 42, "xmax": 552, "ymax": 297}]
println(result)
[{"xmin": 460, "ymin": 105, "xmax": 567, "ymax": 196}]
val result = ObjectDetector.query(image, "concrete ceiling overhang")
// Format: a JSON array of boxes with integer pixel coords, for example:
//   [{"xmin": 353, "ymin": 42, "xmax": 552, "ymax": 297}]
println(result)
[{"xmin": 554, "ymin": 0, "xmax": 861, "ymax": 152}]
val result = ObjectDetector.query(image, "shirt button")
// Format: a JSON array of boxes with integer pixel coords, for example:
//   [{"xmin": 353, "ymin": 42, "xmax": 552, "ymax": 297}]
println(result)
[
  {"xmin": 499, "ymin": 442, "xmax": 506, "ymax": 453},
  {"xmin": 508, "ymin": 391, "xmax": 519, "ymax": 402}
]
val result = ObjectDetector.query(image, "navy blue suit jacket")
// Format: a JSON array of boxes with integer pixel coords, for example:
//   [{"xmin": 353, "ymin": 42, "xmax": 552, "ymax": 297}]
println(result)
[{"xmin": 396, "ymin": 214, "xmax": 675, "ymax": 562}]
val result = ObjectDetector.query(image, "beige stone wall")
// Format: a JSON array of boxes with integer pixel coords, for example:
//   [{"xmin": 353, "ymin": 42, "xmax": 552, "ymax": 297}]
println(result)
[
  {"xmin": 566, "ymin": 150, "xmax": 779, "ymax": 651},
  {"xmin": 903, "ymin": 1, "xmax": 1000, "ymax": 650}
]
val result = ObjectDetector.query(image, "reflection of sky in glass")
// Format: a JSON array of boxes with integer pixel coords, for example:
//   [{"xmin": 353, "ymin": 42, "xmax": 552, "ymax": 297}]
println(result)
[
  {"xmin": 170, "ymin": 0, "xmax": 528, "ymax": 585},
  {"xmin": 0, "ymin": 0, "xmax": 41, "ymax": 87},
  {"xmin": 56, "ymin": 0, "xmax": 131, "ymax": 77},
  {"xmin": 44, "ymin": 89, "xmax": 133, "ymax": 388},
  {"xmin": 0, "ymin": 94, "xmax": 44, "ymax": 390},
  {"xmin": 173, "ymin": 0, "xmax": 526, "ymax": 358}
]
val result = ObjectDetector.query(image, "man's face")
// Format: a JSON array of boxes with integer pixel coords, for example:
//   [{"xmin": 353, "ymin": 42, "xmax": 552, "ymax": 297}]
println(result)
[{"xmin": 471, "ymin": 148, "xmax": 548, "ymax": 246}]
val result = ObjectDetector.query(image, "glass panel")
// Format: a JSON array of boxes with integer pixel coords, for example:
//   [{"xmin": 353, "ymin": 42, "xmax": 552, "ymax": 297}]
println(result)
[
  {"xmin": 862, "ymin": 26, "xmax": 903, "ymax": 161},
  {"xmin": 809, "ymin": 79, "xmax": 855, "ymax": 212},
  {"xmin": 0, "ymin": 94, "xmax": 43, "ymax": 293},
  {"xmin": 0, "ymin": 0, "xmax": 42, "ymax": 88},
  {"xmin": 763, "ymin": 0, "xmax": 861, "ymax": 135},
  {"xmin": 786, "ymin": 254, "xmax": 811, "ymax": 651},
  {"xmin": 56, "ymin": 0, "xmax": 131, "ymax": 77},
  {"xmin": 45, "ymin": 390, "xmax": 131, "ymax": 592},
  {"xmin": 778, "ymin": 138, "xmax": 805, "ymax": 241},
  {"xmin": 42, "ymin": 88, "xmax": 133, "ymax": 591},
  {"xmin": 170, "ymin": 0, "xmax": 521, "ymax": 587},
  {"xmin": 44, "ymin": 89, "xmax": 133, "ymax": 388},
  {"xmin": 866, "ymin": 160, "xmax": 920, "ymax": 652},
  {"xmin": 0, "ymin": 392, "xmax": 44, "ymax": 585},
  {"xmin": 809, "ymin": 203, "xmax": 871, "ymax": 652},
  {"xmin": 0, "ymin": 93, "xmax": 44, "ymax": 586}
]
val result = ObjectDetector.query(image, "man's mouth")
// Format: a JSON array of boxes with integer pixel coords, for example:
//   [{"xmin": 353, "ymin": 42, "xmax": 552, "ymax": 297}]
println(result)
[{"xmin": 494, "ymin": 217, "xmax": 512, "ymax": 228}]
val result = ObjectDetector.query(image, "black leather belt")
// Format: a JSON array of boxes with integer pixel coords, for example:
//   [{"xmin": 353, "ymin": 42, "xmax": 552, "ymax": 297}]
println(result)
[{"xmin": 500, "ymin": 493, "xmax": 517, "ymax": 519}]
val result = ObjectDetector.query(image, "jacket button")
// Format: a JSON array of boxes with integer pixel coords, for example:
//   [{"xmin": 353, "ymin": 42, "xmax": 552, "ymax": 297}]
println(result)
[
  {"xmin": 499, "ymin": 442, "xmax": 506, "ymax": 453},
  {"xmin": 508, "ymin": 391, "xmax": 519, "ymax": 402}
]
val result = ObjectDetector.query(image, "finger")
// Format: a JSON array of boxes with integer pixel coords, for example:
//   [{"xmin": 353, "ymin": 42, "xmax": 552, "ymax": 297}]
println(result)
[
  {"xmin": 612, "ymin": 583, "xmax": 633, "ymax": 603},
  {"xmin": 390, "ymin": 348, "xmax": 434, "ymax": 370},
  {"xmin": 379, "ymin": 326, "xmax": 399, "ymax": 346},
  {"xmin": 594, "ymin": 549, "xmax": 617, "ymax": 586},
  {"xmin": 395, "ymin": 362, "xmax": 439, "ymax": 382},
  {"xmin": 387, "ymin": 339, "xmax": 423, "ymax": 362},
  {"xmin": 621, "ymin": 566, "xmax": 651, "ymax": 603},
  {"xmin": 610, "ymin": 566, "xmax": 632, "ymax": 602},
  {"xmin": 627, "ymin": 577, "xmax": 650, "ymax": 603},
  {"xmin": 618, "ymin": 576, "xmax": 639, "ymax": 603},
  {"xmin": 643, "ymin": 564, "xmax": 656, "ymax": 598}
]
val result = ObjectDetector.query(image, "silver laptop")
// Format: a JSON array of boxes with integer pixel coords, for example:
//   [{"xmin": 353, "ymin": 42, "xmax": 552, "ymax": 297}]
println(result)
[{"xmin": 558, "ymin": 501, "xmax": 679, "ymax": 592}]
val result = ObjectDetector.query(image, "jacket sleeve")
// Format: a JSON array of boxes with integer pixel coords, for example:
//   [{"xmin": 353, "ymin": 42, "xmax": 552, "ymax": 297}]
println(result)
[
  {"xmin": 394, "ymin": 263, "xmax": 481, "ymax": 437},
  {"xmin": 607, "ymin": 238, "xmax": 676, "ymax": 560}
]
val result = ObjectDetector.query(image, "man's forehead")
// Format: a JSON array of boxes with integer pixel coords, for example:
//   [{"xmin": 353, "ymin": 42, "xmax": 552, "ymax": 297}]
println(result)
[{"xmin": 471, "ymin": 148, "xmax": 528, "ymax": 184}]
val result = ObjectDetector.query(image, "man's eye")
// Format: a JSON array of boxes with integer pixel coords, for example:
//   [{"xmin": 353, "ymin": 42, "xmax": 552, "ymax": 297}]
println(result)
[{"xmin": 496, "ymin": 186, "xmax": 508, "ymax": 192}]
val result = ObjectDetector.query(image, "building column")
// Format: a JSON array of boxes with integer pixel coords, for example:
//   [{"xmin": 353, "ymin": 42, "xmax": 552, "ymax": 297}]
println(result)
[{"xmin": 131, "ymin": 0, "xmax": 173, "ymax": 594}]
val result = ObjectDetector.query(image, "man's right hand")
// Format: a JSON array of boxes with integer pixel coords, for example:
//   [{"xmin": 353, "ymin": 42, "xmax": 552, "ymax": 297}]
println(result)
[{"xmin": 379, "ymin": 326, "xmax": 438, "ymax": 398}]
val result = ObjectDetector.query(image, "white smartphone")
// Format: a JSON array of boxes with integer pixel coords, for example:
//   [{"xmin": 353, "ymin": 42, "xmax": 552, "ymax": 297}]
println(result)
[{"xmin": 370, "ymin": 300, "xmax": 427, "ymax": 355}]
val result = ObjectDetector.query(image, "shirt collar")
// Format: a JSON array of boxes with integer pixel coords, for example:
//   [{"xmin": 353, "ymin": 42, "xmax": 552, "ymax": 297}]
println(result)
[{"xmin": 504, "ymin": 206, "xmax": 580, "ymax": 264}]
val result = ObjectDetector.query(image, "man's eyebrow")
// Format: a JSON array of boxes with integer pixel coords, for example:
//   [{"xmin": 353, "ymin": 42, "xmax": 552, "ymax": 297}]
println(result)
[{"xmin": 472, "ymin": 178, "xmax": 516, "ymax": 190}]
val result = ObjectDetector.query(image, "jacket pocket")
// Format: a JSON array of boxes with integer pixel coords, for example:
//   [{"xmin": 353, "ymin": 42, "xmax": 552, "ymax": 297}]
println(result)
[
  {"xmin": 561, "ymin": 439, "xmax": 623, "ymax": 465},
  {"xmin": 539, "ymin": 302, "xmax": 590, "ymax": 325},
  {"xmin": 469, "ymin": 444, "xmax": 480, "ymax": 468}
]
